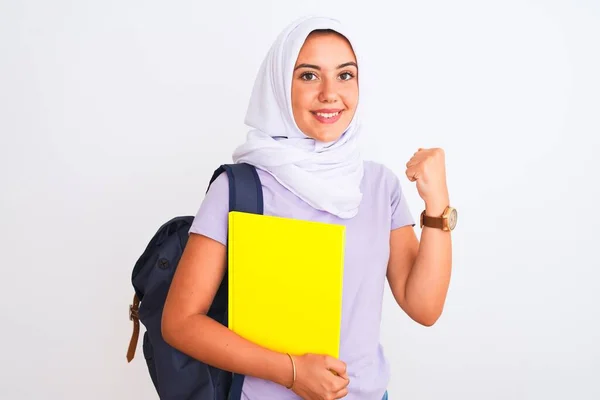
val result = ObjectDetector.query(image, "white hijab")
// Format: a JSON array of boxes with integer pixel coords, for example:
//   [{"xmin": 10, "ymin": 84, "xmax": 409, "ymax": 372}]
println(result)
[{"xmin": 232, "ymin": 16, "xmax": 364, "ymax": 219}]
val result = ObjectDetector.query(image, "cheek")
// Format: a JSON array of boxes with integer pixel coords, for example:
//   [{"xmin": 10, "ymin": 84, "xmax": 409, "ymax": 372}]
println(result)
[
  {"xmin": 291, "ymin": 88, "xmax": 317, "ymax": 132},
  {"xmin": 341, "ymin": 87, "xmax": 359, "ymax": 110},
  {"xmin": 292, "ymin": 86, "xmax": 315, "ymax": 111}
]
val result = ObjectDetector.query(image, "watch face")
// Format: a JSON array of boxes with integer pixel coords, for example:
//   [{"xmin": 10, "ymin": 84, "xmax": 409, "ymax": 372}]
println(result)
[{"xmin": 448, "ymin": 208, "xmax": 458, "ymax": 230}]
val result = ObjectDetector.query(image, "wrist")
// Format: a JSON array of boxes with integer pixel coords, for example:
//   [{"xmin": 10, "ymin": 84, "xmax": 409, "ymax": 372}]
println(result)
[
  {"xmin": 425, "ymin": 199, "xmax": 449, "ymax": 216},
  {"xmin": 268, "ymin": 351, "xmax": 295, "ymax": 388},
  {"xmin": 285, "ymin": 353, "xmax": 297, "ymax": 389}
]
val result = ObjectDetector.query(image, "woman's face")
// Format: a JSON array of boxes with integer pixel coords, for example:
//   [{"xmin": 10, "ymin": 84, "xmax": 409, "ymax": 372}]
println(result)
[{"xmin": 291, "ymin": 32, "xmax": 359, "ymax": 143}]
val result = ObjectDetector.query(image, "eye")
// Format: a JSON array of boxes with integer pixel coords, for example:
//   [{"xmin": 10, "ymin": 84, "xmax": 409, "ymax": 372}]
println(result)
[
  {"xmin": 339, "ymin": 72, "xmax": 355, "ymax": 81},
  {"xmin": 300, "ymin": 72, "xmax": 318, "ymax": 81}
]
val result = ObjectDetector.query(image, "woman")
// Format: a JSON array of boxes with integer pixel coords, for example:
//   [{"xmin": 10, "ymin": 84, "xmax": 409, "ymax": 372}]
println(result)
[{"xmin": 162, "ymin": 15, "xmax": 454, "ymax": 400}]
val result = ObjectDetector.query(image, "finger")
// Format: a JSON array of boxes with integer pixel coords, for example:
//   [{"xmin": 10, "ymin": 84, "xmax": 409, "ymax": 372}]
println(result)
[
  {"xmin": 333, "ymin": 386, "xmax": 349, "ymax": 399},
  {"xmin": 325, "ymin": 356, "xmax": 347, "ymax": 376},
  {"xmin": 332, "ymin": 374, "xmax": 350, "ymax": 391},
  {"xmin": 406, "ymin": 158, "xmax": 420, "ymax": 168},
  {"xmin": 406, "ymin": 167, "xmax": 419, "ymax": 182}
]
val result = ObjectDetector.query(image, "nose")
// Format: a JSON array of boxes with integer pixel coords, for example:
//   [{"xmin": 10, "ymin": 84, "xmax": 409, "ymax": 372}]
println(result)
[{"xmin": 318, "ymin": 78, "xmax": 338, "ymax": 104}]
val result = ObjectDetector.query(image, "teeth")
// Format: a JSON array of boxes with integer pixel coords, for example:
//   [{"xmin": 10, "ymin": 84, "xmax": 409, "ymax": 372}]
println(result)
[{"xmin": 316, "ymin": 112, "xmax": 340, "ymax": 118}]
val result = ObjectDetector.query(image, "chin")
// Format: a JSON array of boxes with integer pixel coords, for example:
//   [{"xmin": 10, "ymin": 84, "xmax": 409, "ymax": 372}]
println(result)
[
  {"xmin": 309, "ymin": 130, "xmax": 344, "ymax": 143},
  {"xmin": 306, "ymin": 121, "xmax": 348, "ymax": 143}
]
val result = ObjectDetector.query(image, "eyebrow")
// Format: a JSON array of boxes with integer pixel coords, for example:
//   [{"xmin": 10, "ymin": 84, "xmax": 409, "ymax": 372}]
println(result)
[{"xmin": 294, "ymin": 61, "xmax": 358, "ymax": 71}]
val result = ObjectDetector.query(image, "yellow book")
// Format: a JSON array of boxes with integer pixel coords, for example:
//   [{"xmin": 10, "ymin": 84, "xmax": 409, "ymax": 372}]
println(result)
[{"xmin": 227, "ymin": 211, "xmax": 345, "ymax": 358}]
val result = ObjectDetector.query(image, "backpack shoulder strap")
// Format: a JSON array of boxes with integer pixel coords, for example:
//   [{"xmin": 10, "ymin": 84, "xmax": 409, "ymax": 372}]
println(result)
[
  {"xmin": 208, "ymin": 162, "xmax": 261, "ymax": 400},
  {"xmin": 208, "ymin": 163, "xmax": 263, "ymax": 215}
]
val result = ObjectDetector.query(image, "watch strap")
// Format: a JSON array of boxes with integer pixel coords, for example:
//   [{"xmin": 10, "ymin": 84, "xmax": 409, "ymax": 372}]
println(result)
[{"xmin": 420, "ymin": 210, "xmax": 446, "ymax": 230}]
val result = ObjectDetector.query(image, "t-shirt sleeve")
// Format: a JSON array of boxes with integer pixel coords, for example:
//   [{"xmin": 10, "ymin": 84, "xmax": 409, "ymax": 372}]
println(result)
[
  {"xmin": 389, "ymin": 169, "xmax": 416, "ymax": 230},
  {"xmin": 188, "ymin": 171, "xmax": 229, "ymax": 245}
]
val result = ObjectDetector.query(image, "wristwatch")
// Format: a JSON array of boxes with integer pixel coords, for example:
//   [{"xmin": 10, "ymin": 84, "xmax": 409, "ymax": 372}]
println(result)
[{"xmin": 420, "ymin": 206, "xmax": 458, "ymax": 231}]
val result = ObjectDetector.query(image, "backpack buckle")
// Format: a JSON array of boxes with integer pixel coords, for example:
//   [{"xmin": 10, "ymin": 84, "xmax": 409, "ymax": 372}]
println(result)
[
  {"xmin": 127, "ymin": 294, "xmax": 141, "ymax": 363},
  {"xmin": 129, "ymin": 302, "xmax": 139, "ymax": 321}
]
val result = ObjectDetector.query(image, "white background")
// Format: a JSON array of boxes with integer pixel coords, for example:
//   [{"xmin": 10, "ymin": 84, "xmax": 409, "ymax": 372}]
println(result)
[{"xmin": 1, "ymin": 0, "xmax": 599, "ymax": 399}]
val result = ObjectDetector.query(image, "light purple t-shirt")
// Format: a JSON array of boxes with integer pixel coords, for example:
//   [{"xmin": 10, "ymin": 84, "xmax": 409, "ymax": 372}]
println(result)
[{"xmin": 189, "ymin": 160, "xmax": 415, "ymax": 400}]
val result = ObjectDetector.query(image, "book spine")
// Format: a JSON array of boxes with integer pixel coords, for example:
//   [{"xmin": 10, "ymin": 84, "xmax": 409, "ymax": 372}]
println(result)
[{"xmin": 228, "ymin": 212, "xmax": 233, "ymax": 331}]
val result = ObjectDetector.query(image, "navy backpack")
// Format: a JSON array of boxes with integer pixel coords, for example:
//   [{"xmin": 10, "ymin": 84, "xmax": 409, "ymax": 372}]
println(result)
[{"xmin": 126, "ymin": 163, "xmax": 263, "ymax": 399}]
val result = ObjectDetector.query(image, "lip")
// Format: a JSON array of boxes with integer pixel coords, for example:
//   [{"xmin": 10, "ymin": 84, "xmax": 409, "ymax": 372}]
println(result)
[
  {"xmin": 313, "ymin": 109, "xmax": 343, "ymax": 113},
  {"xmin": 311, "ymin": 109, "xmax": 344, "ymax": 124}
]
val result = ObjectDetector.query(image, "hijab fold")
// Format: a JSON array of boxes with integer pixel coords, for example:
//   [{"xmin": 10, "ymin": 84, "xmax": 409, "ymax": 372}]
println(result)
[{"xmin": 232, "ymin": 16, "xmax": 364, "ymax": 219}]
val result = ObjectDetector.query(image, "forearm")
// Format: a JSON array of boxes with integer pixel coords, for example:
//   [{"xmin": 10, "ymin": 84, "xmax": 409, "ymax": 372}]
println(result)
[
  {"xmin": 163, "ymin": 314, "xmax": 293, "ymax": 387},
  {"xmin": 404, "ymin": 201, "xmax": 453, "ymax": 325}
]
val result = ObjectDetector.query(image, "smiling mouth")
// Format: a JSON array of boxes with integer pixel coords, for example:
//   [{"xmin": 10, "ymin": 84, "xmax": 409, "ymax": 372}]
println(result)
[{"xmin": 311, "ymin": 110, "xmax": 343, "ymax": 124}]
